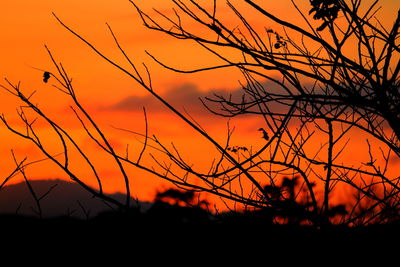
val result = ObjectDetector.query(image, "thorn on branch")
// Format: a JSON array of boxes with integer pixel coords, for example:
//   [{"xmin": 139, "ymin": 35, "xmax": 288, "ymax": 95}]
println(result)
[{"xmin": 365, "ymin": 160, "xmax": 376, "ymax": 166}]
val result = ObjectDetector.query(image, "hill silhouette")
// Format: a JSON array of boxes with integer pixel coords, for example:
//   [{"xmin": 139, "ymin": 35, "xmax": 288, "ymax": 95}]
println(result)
[{"xmin": 0, "ymin": 179, "xmax": 148, "ymax": 219}]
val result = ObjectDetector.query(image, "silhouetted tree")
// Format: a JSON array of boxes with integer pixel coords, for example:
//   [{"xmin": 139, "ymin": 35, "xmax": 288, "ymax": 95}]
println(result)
[
  {"xmin": 1, "ymin": 0, "xmax": 399, "ymax": 228},
  {"xmin": 147, "ymin": 187, "xmax": 210, "ymax": 224},
  {"xmin": 155, "ymin": 188, "xmax": 197, "ymax": 206},
  {"xmin": 125, "ymin": 0, "xmax": 400, "ymax": 226}
]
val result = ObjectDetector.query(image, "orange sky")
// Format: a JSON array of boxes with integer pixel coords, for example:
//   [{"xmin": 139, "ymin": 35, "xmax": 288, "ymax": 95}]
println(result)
[{"xmin": 0, "ymin": 0, "xmax": 399, "ymax": 206}]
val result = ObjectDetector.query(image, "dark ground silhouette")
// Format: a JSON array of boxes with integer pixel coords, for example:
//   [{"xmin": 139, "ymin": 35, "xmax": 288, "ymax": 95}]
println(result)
[{"xmin": 0, "ymin": 179, "xmax": 399, "ymax": 245}]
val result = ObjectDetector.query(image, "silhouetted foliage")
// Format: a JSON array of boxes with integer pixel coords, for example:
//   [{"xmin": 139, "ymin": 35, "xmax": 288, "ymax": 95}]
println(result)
[
  {"xmin": 156, "ymin": 187, "xmax": 210, "ymax": 208},
  {"xmin": 261, "ymin": 176, "xmax": 346, "ymax": 225},
  {"xmin": 155, "ymin": 188, "xmax": 196, "ymax": 206},
  {"xmin": 43, "ymin": 71, "xmax": 50, "ymax": 83},
  {"xmin": 227, "ymin": 146, "xmax": 248, "ymax": 153},
  {"xmin": 309, "ymin": 0, "xmax": 340, "ymax": 30}
]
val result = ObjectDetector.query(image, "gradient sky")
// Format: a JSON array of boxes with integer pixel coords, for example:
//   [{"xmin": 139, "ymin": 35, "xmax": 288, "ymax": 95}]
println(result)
[{"xmin": 0, "ymin": 0, "xmax": 399, "ymax": 204}]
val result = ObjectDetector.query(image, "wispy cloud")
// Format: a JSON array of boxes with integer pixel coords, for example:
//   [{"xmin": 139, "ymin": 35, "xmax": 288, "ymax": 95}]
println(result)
[
  {"xmin": 103, "ymin": 83, "xmax": 243, "ymax": 115},
  {"xmin": 102, "ymin": 81, "xmax": 287, "ymax": 117}
]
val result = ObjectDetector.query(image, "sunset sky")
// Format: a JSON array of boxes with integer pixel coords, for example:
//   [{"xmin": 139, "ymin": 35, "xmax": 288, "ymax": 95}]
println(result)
[{"xmin": 1, "ymin": 0, "xmax": 399, "ymax": 206}]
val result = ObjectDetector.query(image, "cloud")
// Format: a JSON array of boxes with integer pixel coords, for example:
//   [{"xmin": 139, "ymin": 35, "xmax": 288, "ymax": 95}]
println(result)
[
  {"xmin": 105, "ymin": 83, "xmax": 215, "ymax": 114},
  {"xmin": 104, "ymin": 81, "xmax": 288, "ymax": 117}
]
